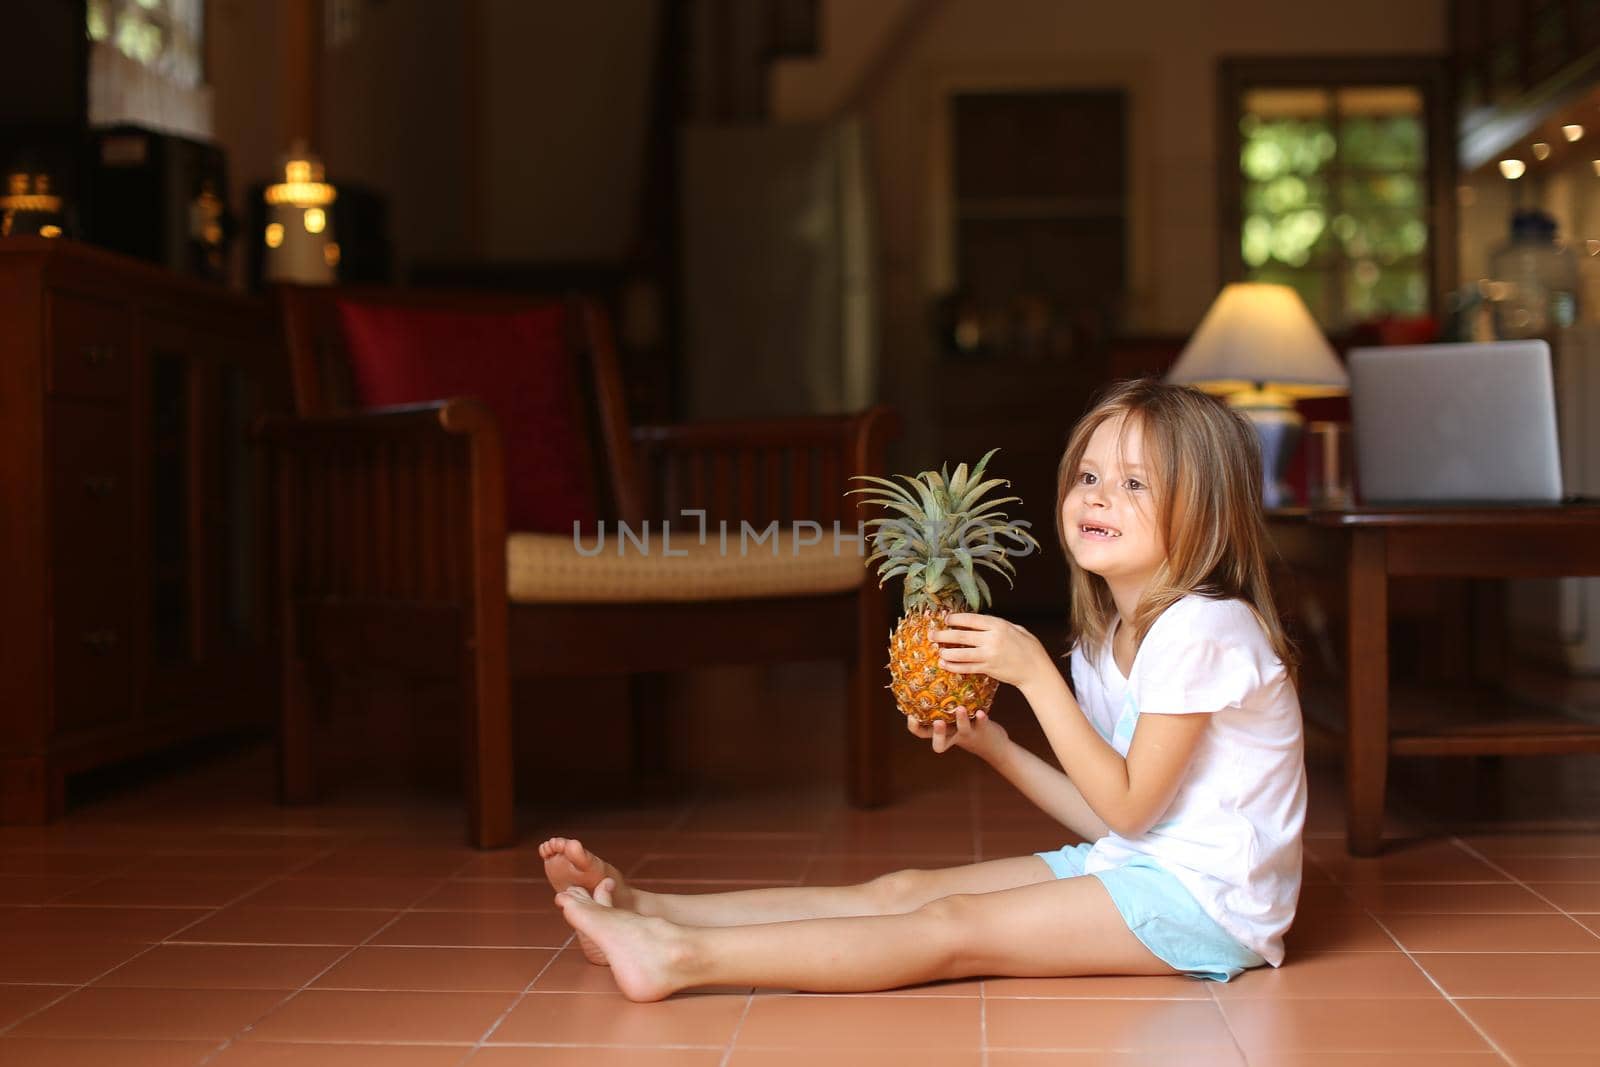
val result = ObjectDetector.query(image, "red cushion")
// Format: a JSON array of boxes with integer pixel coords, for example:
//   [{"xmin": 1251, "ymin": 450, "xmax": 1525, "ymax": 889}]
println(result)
[{"xmin": 336, "ymin": 300, "xmax": 599, "ymax": 533}]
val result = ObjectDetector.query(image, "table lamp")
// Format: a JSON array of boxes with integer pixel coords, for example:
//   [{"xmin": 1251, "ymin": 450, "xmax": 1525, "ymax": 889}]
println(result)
[
  {"xmin": 1, "ymin": 166, "xmax": 67, "ymax": 239},
  {"xmin": 1166, "ymin": 282, "xmax": 1348, "ymax": 508},
  {"xmin": 263, "ymin": 142, "xmax": 338, "ymax": 284}
]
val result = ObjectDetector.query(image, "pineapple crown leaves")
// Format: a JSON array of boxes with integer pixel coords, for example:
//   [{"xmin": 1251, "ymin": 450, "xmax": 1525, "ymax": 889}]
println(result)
[{"xmin": 846, "ymin": 448, "xmax": 1041, "ymax": 613}]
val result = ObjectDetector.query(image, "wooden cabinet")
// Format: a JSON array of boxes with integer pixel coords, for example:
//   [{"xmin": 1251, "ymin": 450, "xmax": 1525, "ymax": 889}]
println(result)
[
  {"xmin": 933, "ymin": 354, "xmax": 1108, "ymax": 617},
  {"xmin": 0, "ymin": 238, "xmax": 282, "ymax": 822}
]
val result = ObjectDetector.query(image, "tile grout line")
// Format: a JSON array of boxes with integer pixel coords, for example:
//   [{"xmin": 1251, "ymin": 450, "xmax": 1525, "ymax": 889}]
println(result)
[
  {"xmin": 489, "ymin": 801, "xmax": 701, "ymax": 1051},
  {"xmin": 462, "ymin": 922, "xmax": 573, "ymax": 1060},
  {"xmin": 1449, "ymin": 835, "xmax": 1600, "ymax": 945},
  {"xmin": 1205, "ymin": 979, "xmax": 1252, "ymax": 1066},
  {"xmin": 677, "ymin": 780, "xmax": 761, "ymax": 1066},
  {"xmin": 0, "ymin": 783, "xmax": 569, "ymax": 1049},
  {"xmin": 194, "ymin": 849, "xmax": 482, "ymax": 1065},
  {"xmin": 1444, "ymin": 833, "xmax": 1600, "ymax": 1065},
  {"xmin": 1332, "ymin": 851, "xmax": 1519, "ymax": 1067},
  {"xmin": 13, "ymin": 775, "xmax": 1600, "ymax": 1059},
  {"xmin": 468, "ymin": 787, "xmax": 710, "ymax": 1057},
  {"xmin": 719, "ymin": 987, "xmax": 757, "ymax": 1067},
  {"xmin": 0, "ymin": 841, "xmax": 339, "ymax": 1045},
  {"xmin": 446, "ymin": 796, "xmax": 674, "ymax": 1057}
]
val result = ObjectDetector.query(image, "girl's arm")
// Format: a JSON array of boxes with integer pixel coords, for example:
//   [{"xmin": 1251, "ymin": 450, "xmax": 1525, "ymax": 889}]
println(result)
[
  {"xmin": 1020, "ymin": 668, "xmax": 1207, "ymax": 838},
  {"xmin": 985, "ymin": 734, "xmax": 1111, "ymax": 842},
  {"xmin": 908, "ymin": 709, "xmax": 1108, "ymax": 840},
  {"xmin": 933, "ymin": 613, "xmax": 1208, "ymax": 838}
]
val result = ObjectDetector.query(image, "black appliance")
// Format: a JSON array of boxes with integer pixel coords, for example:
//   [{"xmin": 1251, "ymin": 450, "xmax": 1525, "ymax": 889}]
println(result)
[{"xmin": 86, "ymin": 124, "xmax": 234, "ymax": 282}]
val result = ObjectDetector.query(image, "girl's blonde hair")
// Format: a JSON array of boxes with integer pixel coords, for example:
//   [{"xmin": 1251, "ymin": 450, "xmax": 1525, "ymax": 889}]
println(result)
[{"xmin": 1054, "ymin": 378, "xmax": 1298, "ymax": 683}]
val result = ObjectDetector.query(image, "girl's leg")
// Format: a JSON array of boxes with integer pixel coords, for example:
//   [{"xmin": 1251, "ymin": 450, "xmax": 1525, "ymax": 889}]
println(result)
[
  {"xmin": 542, "ymin": 835, "xmax": 1055, "ymax": 926},
  {"xmin": 640, "ymin": 854, "xmax": 1055, "ymax": 926},
  {"xmin": 555, "ymin": 873, "xmax": 1175, "ymax": 1002}
]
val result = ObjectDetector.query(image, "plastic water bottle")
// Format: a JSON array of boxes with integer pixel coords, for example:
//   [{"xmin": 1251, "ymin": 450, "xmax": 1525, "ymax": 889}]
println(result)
[{"xmin": 1488, "ymin": 210, "xmax": 1581, "ymax": 339}]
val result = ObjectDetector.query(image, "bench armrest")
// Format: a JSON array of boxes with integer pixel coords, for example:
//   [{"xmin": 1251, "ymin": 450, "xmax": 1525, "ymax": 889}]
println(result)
[
  {"xmin": 256, "ymin": 397, "xmax": 498, "ymax": 443},
  {"xmin": 259, "ymin": 398, "xmax": 506, "ymax": 605}
]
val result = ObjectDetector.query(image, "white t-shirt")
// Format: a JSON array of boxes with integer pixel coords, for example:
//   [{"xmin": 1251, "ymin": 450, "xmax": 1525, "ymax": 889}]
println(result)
[{"xmin": 1071, "ymin": 593, "xmax": 1307, "ymax": 967}]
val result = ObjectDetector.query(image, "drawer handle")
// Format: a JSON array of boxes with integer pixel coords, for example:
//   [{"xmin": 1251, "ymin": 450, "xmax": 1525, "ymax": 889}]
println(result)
[
  {"xmin": 82, "ymin": 475, "xmax": 117, "ymax": 498},
  {"xmin": 81, "ymin": 344, "xmax": 116, "ymax": 368},
  {"xmin": 81, "ymin": 629, "xmax": 120, "ymax": 653}
]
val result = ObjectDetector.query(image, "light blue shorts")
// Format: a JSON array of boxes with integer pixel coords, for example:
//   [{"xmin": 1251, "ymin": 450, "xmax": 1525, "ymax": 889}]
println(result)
[{"xmin": 1034, "ymin": 842, "xmax": 1266, "ymax": 982}]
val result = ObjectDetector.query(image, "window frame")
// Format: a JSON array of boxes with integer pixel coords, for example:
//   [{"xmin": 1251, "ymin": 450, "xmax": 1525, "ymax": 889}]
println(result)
[{"xmin": 1217, "ymin": 56, "xmax": 1457, "ymax": 329}]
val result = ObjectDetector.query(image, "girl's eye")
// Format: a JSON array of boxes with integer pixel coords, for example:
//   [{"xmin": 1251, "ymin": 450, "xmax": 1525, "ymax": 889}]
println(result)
[
  {"xmin": 1078, "ymin": 471, "xmax": 1096, "ymax": 485},
  {"xmin": 1127, "ymin": 478, "xmax": 1145, "ymax": 492}
]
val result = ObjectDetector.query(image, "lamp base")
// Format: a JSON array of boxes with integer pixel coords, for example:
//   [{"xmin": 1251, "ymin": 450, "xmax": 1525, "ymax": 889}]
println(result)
[{"xmin": 1225, "ymin": 387, "xmax": 1302, "ymax": 509}]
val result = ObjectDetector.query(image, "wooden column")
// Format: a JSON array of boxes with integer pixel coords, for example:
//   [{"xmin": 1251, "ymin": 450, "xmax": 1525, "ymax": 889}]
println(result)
[
  {"xmin": 280, "ymin": 0, "xmax": 322, "ymax": 150},
  {"xmin": 1346, "ymin": 528, "xmax": 1389, "ymax": 856}
]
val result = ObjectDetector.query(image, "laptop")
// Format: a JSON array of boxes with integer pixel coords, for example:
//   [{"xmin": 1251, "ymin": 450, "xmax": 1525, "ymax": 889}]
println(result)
[{"xmin": 1347, "ymin": 340, "xmax": 1566, "ymax": 505}]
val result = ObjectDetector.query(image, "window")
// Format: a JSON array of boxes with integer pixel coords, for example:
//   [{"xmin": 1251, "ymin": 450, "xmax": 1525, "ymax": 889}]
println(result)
[
  {"xmin": 87, "ymin": 0, "xmax": 204, "ymax": 89},
  {"xmin": 1219, "ymin": 59, "xmax": 1455, "ymax": 331},
  {"xmin": 86, "ymin": 0, "xmax": 209, "ymax": 140}
]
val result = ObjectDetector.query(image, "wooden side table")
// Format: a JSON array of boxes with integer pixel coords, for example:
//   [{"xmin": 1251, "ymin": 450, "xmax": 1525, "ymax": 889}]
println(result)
[{"xmin": 1269, "ymin": 505, "xmax": 1600, "ymax": 856}]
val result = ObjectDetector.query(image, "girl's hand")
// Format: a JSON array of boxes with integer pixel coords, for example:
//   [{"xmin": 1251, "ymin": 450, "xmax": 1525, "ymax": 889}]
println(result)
[
  {"xmin": 932, "ymin": 613, "xmax": 1052, "ymax": 690},
  {"xmin": 906, "ymin": 705, "xmax": 1009, "ymax": 761}
]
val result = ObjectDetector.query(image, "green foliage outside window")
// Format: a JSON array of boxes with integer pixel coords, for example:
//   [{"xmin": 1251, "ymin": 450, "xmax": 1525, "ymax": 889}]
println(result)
[
  {"xmin": 1240, "ymin": 92, "xmax": 1429, "ymax": 327},
  {"xmin": 87, "ymin": 0, "xmax": 204, "ymax": 90}
]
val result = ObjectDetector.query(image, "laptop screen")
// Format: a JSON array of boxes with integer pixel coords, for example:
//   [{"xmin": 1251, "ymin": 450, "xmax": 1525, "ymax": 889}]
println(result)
[{"xmin": 1347, "ymin": 340, "xmax": 1564, "ymax": 505}]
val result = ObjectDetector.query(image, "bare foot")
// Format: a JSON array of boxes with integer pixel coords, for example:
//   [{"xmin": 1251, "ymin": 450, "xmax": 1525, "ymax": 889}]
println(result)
[
  {"xmin": 572, "ymin": 878, "xmax": 615, "ymax": 965},
  {"xmin": 539, "ymin": 837, "xmax": 634, "ymax": 908},
  {"xmin": 553, "ymin": 885, "xmax": 691, "ymax": 1003}
]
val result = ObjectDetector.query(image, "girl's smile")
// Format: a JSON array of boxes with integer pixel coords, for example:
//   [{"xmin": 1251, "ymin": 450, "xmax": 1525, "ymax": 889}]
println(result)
[
  {"xmin": 1062, "ymin": 414, "xmax": 1167, "ymax": 602},
  {"xmin": 1078, "ymin": 522, "xmax": 1122, "ymax": 540}
]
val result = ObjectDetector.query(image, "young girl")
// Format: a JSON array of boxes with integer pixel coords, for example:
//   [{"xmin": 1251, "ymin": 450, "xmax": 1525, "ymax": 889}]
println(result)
[{"xmin": 541, "ymin": 378, "xmax": 1307, "ymax": 1002}]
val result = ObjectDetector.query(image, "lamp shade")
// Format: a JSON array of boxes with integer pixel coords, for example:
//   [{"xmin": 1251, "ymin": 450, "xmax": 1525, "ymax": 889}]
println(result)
[{"xmin": 1166, "ymin": 283, "xmax": 1347, "ymax": 398}]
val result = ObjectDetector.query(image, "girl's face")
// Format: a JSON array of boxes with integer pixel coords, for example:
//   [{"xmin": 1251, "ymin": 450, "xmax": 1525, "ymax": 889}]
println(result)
[{"xmin": 1062, "ymin": 414, "xmax": 1168, "ymax": 593}]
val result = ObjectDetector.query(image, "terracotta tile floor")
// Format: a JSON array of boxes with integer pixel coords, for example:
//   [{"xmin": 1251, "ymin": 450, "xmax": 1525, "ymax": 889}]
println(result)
[{"xmin": 3, "ymin": 668, "xmax": 1600, "ymax": 1065}]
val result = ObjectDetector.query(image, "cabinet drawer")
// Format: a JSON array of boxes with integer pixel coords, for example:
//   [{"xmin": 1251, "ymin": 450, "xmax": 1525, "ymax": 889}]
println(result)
[
  {"xmin": 50, "ymin": 402, "xmax": 133, "ymax": 555},
  {"xmin": 49, "ymin": 402, "xmax": 135, "ymax": 733},
  {"xmin": 52, "ymin": 557, "xmax": 134, "ymax": 734},
  {"xmin": 50, "ymin": 291, "xmax": 131, "ymax": 399}
]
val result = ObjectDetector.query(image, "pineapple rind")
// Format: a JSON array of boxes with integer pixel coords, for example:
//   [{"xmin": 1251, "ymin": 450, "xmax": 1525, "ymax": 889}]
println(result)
[{"xmin": 888, "ymin": 606, "xmax": 1001, "ymax": 727}]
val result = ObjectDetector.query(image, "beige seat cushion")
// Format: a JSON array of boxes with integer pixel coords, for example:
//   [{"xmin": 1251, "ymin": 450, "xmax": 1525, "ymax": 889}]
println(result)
[{"xmin": 507, "ymin": 524, "xmax": 868, "ymax": 603}]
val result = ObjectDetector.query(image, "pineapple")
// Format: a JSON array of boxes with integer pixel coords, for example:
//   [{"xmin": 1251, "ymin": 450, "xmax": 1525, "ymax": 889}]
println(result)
[{"xmin": 850, "ymin": 449, "xmax": 1040, "ymax": 728}]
